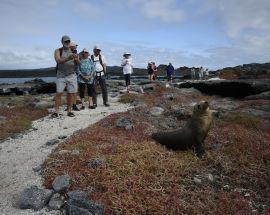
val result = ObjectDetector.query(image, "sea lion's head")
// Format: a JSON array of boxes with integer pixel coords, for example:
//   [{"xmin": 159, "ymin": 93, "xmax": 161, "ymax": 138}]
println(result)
[{"xmin": 193, "ymin": 101, "xmax": 209, "ymax": 114}]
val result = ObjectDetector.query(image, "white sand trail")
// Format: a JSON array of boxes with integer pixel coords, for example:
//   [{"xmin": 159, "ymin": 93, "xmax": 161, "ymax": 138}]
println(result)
[{"xmin": 0, "ymin": 96, "xmax": 131, "ymax": 215}]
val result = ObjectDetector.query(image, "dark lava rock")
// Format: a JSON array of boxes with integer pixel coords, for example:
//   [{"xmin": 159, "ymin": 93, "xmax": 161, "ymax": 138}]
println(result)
[
  {"xmin": 87, "ymin": 159, "xmax": 106, "ymax": 168},
  {"xmin": 48, "ymin": 193, "xmax": 64, "ymax": 210},
  {"xmin": 177, "ymin": 79, "xmax": 270, "ymax": 98},
  {"xmin": 67, "ymin": 190, "xmax": 88, "ymax": 200},
  {"xmin": 65, "ymin": 198, "xmax": 105, "ymax": 215},
  {"xmin": 19, "ymin": 185, "xmax": 53, "ymax": 210},
  {"xmin": 52, "ymin": 174, "xmax": 71, "ymax": 193}
]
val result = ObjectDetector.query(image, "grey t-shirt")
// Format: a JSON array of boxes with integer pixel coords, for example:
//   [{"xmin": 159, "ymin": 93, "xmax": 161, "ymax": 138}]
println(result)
[{"xmin": 57, "ymin": 48, "xmax": 76, "ymax": 78}]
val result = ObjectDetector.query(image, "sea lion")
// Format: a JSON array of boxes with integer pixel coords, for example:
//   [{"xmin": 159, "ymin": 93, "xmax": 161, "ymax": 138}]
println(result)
[{"xmin": 152, "ymin": 101, "xmax": 218, "ymax": 157}]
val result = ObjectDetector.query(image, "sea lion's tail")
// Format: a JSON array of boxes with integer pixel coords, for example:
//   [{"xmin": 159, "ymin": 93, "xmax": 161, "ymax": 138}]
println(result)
[{"xmin": 152, "ymin": 132, "xmax": 167, "ymax": 145}]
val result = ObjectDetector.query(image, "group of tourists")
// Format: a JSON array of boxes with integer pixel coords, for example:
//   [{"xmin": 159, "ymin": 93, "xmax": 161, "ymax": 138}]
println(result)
[
  {"xmin": 52, "ymin": 35, "xmax": 110, "ymax": 118},
  {"xmin": 52, "ymin": 34, "xmax": 210, "ymax": 118},
  {"xmin": 147, "ymin": 62, "xmax": 175, "ymax": 83},
  {"xmin": 191, "ymin": 67, "xmax": 209, "ymax": 80}
]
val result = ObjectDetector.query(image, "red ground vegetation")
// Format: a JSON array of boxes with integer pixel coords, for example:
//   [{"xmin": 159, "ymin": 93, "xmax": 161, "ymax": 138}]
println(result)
[
  {"xmin": 0, "ymin": 104, "xmax": 48, "ymax": 140},
  {"xmin": 43, "ymin": 87, "xmax": 270, "ymax": 214}
]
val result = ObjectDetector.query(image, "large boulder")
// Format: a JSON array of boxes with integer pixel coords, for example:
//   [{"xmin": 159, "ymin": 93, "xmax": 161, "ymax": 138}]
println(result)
[
  {"xmin": 177, "ymin": 79, "xmax": 270, "ymax": 98},
  {"xmin": 19, "ymin": 185, "xmax": 53, "ymax": 210}
]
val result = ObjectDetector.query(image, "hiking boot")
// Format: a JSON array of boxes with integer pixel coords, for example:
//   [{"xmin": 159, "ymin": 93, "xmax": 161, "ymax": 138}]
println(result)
[
  {"xmin": 80, "ymin": 106, "xmax": 85, "ymax": 110},
  {"xmin": 89, "ymin": 105, "xmax": 96, "ymax": 109},
  {"xmin": 72, "ymin": 104, "xmax": 80, "ymax": 111},
  {"xmin": 104, "ymin": 103, "xmax": 110, "ymax": 107},
  {"xmin": 51, "ymin": 112, "xmax": 59, "ymax": 118},
  {"xmin": 67, "ymin": 112, "xmax": 75, "ymax": 117}
]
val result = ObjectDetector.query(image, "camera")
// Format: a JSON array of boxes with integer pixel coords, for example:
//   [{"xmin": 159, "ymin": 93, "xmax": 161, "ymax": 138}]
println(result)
[{"xmin": 72, "ymin": 49, "xmax": 77, "ymax": 54}]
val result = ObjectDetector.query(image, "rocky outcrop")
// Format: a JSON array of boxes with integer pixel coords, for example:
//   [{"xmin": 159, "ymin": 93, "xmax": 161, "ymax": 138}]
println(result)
[
  {"xmin": 176, "ymin": 79, "xmax": 270, "ymax": 98},
  {"xmin": 0, "ymin": 78, "xmax": 56, "ymax": 95},
  {"xmin": 218, "ymin": 62, "xmax": 270, "ymax": 80}
]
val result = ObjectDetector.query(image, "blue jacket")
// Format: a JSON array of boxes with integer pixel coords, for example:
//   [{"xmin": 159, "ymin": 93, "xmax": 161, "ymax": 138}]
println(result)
[{"xmin": 166, "ymin": 64, "xmax": 174, "ymax": 76}]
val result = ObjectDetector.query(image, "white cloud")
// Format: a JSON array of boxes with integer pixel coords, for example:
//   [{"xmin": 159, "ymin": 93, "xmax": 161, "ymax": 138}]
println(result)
[
  {"xmin": 73, "ymin": 1, "xmax": 101, "ymax": 20},
  {"xmin": 203, "ymin": 0, "xmax": 270, "ymax": 65},
  {"xmin": 127, "ymin": 0, "xmax": 185, "ymax": 23}
]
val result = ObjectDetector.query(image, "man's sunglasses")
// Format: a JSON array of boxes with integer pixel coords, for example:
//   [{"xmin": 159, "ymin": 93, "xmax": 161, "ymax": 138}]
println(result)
[{"xmin": 64, "ymin": 40, "xmax": 70, "ymax": 43}]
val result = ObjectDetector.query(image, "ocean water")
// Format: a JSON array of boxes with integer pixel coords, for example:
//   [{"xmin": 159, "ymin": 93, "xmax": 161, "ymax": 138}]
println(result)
[{"xmin": 0, "ymin": 77, "xmax": 56, "ymax": 84}]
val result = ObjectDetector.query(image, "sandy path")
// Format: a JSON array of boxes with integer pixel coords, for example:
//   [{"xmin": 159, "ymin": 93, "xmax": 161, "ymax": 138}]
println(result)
[{"xmin": 0, "ymin": 96, "xmax": 131, "ymax": 215}]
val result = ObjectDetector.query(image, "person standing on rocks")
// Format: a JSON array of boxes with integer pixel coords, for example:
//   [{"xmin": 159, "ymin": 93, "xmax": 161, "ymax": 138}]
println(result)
[
  {"xmin": 152, "ymin": 62, "xmax": 157, "ymax": 80},
  {"xmin": 91, "ymin": 45, "xmax": 110, "ymax": 107},
  {"xmin": 166, "ymin": 62, "xmax": 174, "ymax": 83},
  {"xmin": 204, "ymin": 68, "xmax": 209, "ymax": 80},
  {"xmin": 147, "ymin": 62, "xmax": 154, "ymax": 80},
  {"xmin": 121, "ymin": 52, "xmax": 133, "ymax": 93},
  {"xmin": 199, "ymin": 66, "xmax": 203, "ymax": 80},
  {"xmin": 78, "ymin": 48, "xmax": 96, "ymax": 109},
  {"xmin": 52, "ymin": 35, "xmax": 79, "ymax": 118},
  {"xmin": 191, "ymin": 67, "xmax": 195, "ymax": 81},
  {"xmin": 68, "ymin": 42, "xmax": 80, "ymax": 112}
]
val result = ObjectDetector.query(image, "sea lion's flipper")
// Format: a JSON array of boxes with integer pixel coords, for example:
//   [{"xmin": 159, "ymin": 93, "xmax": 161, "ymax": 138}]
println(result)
[{"xmin": 194, "ymin": 143, "xmax": 205, "ymax": 158}]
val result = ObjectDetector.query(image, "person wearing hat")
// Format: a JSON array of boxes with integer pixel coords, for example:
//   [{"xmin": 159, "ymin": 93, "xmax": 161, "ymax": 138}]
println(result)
[
  {"xmin": 147, "ymin": 62, "xmax": 154, "ymax": 80},
  {"xmin": 68, "ymin": 42, "xmax": 80, "ymax": 111},
  {"xmin": 77, "ymin": 48, "xmax": 96, "ymax": 109},
  {"xmin": 90, "ymin": 45, "xmax": 109, "ymax": 107},
  {"xmin": 52, "ymin": 35, "xmax": 80, "ymax": 118},
  {"xmin": 121, "ymin": 52, "xmax": 133, "ymax": 93}
]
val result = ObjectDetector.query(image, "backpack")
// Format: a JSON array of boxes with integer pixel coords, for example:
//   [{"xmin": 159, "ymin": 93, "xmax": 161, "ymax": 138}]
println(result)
[
  {"xmin": 91, "ymin": 54, "xmax": 104, "ymax": 71},
  {"xmin": 55, "ymin": 48, "xmax": 63, "ymax": 74}
]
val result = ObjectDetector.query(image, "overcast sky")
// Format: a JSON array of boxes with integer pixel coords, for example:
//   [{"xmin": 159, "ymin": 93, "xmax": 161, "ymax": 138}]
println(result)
[{"xmin": 0, "ymin": 0, "xmax": 269, "ymax": 70}]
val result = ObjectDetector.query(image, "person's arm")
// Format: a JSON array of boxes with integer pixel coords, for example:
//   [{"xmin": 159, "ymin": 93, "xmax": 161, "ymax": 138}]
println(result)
[
  {"xmin": 54, "ymin": 49, "xmax": 74, "ymax": 64},
  {"xmin": 102, "ymin": 55, "xmax": 107, "ymax": 74},
  {"xmin": 121, "ymin": 59, "xmax": 127, "ymax": 66}
]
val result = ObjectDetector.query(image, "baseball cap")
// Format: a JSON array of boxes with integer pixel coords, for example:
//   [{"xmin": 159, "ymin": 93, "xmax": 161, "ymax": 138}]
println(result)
[
  {"xmin": 82, "ymin": 48, "xmax": 89, "ymax": 53},
  {"xmin": 93, "ymin": 45, "xmax": 101, "ymax": 50},
  {"xmin": 61, "ymin": 35, "xmax": 71, "ymax": 42},
  {"xmin": 69, "ymin": 42, "xmax": 78, "ymax": 47},
  {"xmin": 123, "ymin": 52, "xmax": 131, "ymax": 56}
]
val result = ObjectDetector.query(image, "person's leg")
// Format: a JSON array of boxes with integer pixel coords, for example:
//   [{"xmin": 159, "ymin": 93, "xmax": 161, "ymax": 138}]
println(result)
[
  {"xmin": 52, "ymin": 77, "xmax": 66, "ymax": 117},
  {"xmin": 87, "ymin": 84, "xmax": 95, "ymax": 108},
  {"xmin": 100, "ymin": 76, "xmax": 109, "ymax": 106},
  {"xmin": 66, "ymin": 74, "xmax": 78, "ymax": 116},
  {"xmin": 54, "ymin": 93, "xmax": 62, "ymax": 113},
  {"xmin": 67, "ymin": 93, "xmax": 73, "ymax": 113},
  {"xmin": 126, "ymin": 74, "xmax": 131, "ymax": 92},
  {"xmin": 78, "ymin": 83, "xmax": 86, "ymax": 109}
]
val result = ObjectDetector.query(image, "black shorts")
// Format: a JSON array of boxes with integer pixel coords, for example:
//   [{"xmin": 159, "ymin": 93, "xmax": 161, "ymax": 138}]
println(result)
[{"xmin": 78, "ymin": 83, "xmax": 96, "ymax": 98}]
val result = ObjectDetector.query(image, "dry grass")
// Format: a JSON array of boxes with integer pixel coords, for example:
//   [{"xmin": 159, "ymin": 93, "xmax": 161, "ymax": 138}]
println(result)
[{"xmin": 43, "ymin": 86, "xmax": 270, "ymax": 214}]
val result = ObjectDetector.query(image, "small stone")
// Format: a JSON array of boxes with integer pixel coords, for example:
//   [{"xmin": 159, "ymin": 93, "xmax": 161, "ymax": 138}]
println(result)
[
  {"xmin": 223, "ymin": 185, "xmax": 230, "ymax": 190},
  {"xmin": 58, "ymin": 135, "xmax": 67, "ymax": 140},
  {"xmin": 33, "ymin": 165, "xmax": 43, "ymax": 172},
  {"xmin": 48, "ymin": 193, "xmax": 64, "ymax": 210},
  {"xmin": 244, "ymin": 193, "xmax": 250, "ymax": 197},
  {"xmin": 87, "ymin": 159, "xmax": 106, "ymax": 169},
  {"xmin": 46, "ymin": 139, "xmax": 60, "ymax": 146},
  {"xmin": 207, "ymin": 173, "xmax": 214, "ymax": 182},
  {"xmin": 57, "ymin": 150, "xmax": 71, "ymax": 155},
  {"xmin": 71, "ymin": 150, "xmax": 80, "ymax": 156},
  {"xmin": 193, "ymin": 177, "xmax": 202, "ymax": 184},
  {"xmin": 66, "ymin": 198, "xmax": 105, "ymax": 215},
  {"xmin": 52, "ymin": 175, "xmax": 71, "ymax": 193},
  {"xmin": 150, "ymin": 107, "xmax": 164, "ymax": 116}
]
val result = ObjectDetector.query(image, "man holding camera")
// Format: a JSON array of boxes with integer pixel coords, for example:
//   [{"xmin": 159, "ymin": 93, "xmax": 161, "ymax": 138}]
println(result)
[{"xmin": 52, "ymin": 35, "xmax": 79, "ymax": 118}]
